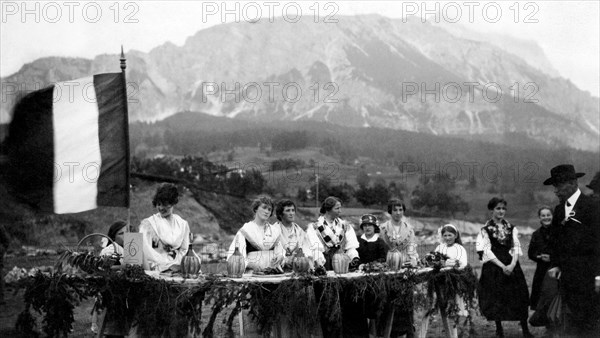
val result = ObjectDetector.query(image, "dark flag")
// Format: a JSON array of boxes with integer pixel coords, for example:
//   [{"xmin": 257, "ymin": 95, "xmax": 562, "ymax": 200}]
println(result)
[{"xmin": 3, "ymin": 73, "xmax": 130, "ymax": 213}]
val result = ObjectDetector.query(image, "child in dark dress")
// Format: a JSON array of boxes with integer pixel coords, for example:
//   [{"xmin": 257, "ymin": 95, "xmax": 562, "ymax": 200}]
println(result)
[
  {"xmin": 357, "ymin": 214, "xmax": 389, "ymax": 337},
  {"xmin": 357, "ymin": 214, "xmax": 387, "ymax": 264}
]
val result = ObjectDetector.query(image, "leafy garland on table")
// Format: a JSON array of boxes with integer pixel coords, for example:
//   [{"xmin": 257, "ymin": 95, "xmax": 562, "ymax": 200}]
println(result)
[
  {"xmin": 203, "ymin": 270, "xmax": 423, "ymax": 337},
  {"xmin": 14, "ymin": 249, "xmax": 120, "ymax": 337},
  {"xmin": 15, "ymin": 271, "xmax": 88, "ymax": 337},
  {"xmin": 250, "ymin": 277, "xmax": 322, "ymax": 336},
  {"xmin": 421, "ymin": 264, "xmax": 478, "ymax": 318},
  {"xmin": 15, "ymin": 259, "xmax": 214, "ymax": 337},
  {"xmin": 15, "ymin": 249, "xmax": 477, "ymax": 337}
]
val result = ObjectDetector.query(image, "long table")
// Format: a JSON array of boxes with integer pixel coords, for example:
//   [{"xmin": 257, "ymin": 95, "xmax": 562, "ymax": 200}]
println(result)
[
  {"xmin": 17, "ymin": 265, "xmax": 476, "ymax": 338},
  {"xmin": 151, "ymin": 268, "xmax": 437, "ymax": 337},
  {"xmin": 154, "ymin": 267, "xmax": 434, "ymax": 283}
]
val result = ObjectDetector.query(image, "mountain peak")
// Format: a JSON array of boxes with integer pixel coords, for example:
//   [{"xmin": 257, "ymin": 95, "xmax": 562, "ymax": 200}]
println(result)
[{"xmin": 1, "ymin": 15, "xmax": 597, "ymax": 151}]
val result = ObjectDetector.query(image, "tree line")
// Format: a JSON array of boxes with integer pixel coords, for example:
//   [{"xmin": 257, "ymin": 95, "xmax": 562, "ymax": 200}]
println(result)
[
  {"xmin": 132, "ymin": 156, "xmax": 265, "ymax": 197},
  {"xmin": 134, "ymin": 155, "xmax": 470, "ymax": 217},
  {"xmin": 130, "ymin": 112, "xmax": 599, "ymax": 190}
]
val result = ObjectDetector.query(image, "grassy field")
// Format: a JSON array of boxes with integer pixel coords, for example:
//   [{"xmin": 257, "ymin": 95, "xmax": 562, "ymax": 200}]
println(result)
[{"xmin": 1, "ymin": 238, "xmax": 549, "ymax": 338}]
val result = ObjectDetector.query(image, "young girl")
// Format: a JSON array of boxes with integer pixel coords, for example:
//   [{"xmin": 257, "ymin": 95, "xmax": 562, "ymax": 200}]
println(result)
[
  {"xmin": 92, "ymin": 220, "xmax": 128, "ymax": 334},
  {"xmin": 425, "ymin": 224, "xmax": 469, "ymax": 338},
  {"xmin": 435, "ymin": 224, "xmax": 468, "ymax": 270}
]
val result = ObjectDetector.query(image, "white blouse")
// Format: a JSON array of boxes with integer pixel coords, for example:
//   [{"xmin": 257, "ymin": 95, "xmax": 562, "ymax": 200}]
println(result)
[
  {"xmin": 476, "ymin": 225, "xmax": 523, "ymax": 263},
  {"xmin": 100, "ymin": 242, "xmax": 124, "ymax": 257},
  {"xmin": 274, "ymin": 221, "xmax": 313, "ymax": 257},
  {"xmin": 434, "ymin": 243, "xmax": 468, "ymax": 268},
  {"xmin": 305, "ymin": 217, "xmax": 359, "ymax": 266},
  {"xmin": 139, "ymin": 213, "xmax": 190, "ymax": 272},
  {"xmin": 227, "ymin": 221, "xmax": 285, "ymax": 264}
]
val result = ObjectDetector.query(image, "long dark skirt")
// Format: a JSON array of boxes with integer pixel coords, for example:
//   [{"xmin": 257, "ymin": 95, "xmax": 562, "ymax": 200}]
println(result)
[{"xmin": 478, "ymin": 261, "xmax": 529, "ymax": 321}]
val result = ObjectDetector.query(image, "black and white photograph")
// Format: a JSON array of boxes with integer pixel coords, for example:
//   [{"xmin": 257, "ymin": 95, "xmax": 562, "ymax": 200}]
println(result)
[{"xmin": 1, "ymin": 1, "xmax": 599, "ymax": 337}]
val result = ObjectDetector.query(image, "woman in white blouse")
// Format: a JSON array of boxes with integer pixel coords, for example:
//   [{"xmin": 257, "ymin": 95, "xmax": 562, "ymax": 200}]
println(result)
[
  {"xmin": 306, "ymin": 196, "xmax": 360, "ymax": 270},
  {"xmin": 139, "ymin": 183, "xmax": 191, "ymax": 272},
  {"xmin": 476, "ymin": 197, "xmax": 532, "ymax": 338},
  {"xmin": 306, "ymin": 197, "xmax": 366, "ymax": 337},
  {"xmin": 272, "ymin": 199, "xmax": 313, "ymax": 268},
  {"xmin": 227, "ymin": 196, "xmax": 284, "ymax": 271}
]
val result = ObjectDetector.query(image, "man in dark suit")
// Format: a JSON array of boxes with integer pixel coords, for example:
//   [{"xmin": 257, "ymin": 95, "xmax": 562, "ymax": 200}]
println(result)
[{"xmin": 545, "ymin": 164, "xmax": 600, "ymax": 336}]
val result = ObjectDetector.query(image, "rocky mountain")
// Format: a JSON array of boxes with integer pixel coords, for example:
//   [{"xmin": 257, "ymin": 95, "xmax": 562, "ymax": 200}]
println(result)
[
  {"xmin": 434, "ymin": 22, "xmax": 561, "ymax": 78},
  {"xmin": 1, "ymin": 15, "xmax": 598, "ymax": 151}
]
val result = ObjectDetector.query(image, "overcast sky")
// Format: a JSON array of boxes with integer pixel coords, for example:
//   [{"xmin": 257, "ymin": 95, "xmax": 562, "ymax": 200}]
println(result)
[{"xmin": 1, "ymin": 1, "xmax": 599, "ymax": 97}]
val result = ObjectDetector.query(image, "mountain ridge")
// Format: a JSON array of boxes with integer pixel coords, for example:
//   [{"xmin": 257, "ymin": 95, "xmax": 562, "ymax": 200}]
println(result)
[{"xmin": 1, "ymin": 15, "xmax": 598, "ymax": 151}]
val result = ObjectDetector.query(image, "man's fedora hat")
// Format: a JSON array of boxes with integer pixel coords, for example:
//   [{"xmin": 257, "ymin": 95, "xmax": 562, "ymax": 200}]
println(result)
[{"xmin": 543, "ymin": 164, "xmax": 585, "ymax": 185}]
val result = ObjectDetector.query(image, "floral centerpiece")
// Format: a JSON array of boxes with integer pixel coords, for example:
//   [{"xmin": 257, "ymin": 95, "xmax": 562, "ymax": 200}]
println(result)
[{"xmin": 421, "ymin": 251, "xmax": 450, "ymax": 271}]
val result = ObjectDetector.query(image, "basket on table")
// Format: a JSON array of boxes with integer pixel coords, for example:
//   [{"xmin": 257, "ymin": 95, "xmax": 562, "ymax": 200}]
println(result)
[{"xmin": 56, "ymin": 233, "xmax": 121, "ymax": 273}]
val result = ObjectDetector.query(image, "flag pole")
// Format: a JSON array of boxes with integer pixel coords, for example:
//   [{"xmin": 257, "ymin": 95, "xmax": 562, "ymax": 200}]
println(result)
[
  {"xmin": 315, "ymin": 173, "xmax": 319, "ymax": 218},
  {"xmin": 120, "ymin": 46, "xmax": 132, "ymax": 232}
]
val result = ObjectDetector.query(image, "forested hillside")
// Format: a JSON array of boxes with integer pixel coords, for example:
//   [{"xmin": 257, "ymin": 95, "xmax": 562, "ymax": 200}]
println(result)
[{"xmin": 131, "ymin": 112, "xmax": 599, "ymax": 192}]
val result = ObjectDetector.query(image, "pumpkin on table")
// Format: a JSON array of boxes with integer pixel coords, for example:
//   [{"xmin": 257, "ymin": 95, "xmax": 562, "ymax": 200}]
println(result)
[
  {"xmin": 386, "ymin": 248, "xmax": 408, "ymax": 271},
  {"xmin": 292, "ymin": 248, "xmax": 311, "ymax": 274},
  {"xmin": 332, "ymin": 249, "xmax": 350, "ymax": 274}
]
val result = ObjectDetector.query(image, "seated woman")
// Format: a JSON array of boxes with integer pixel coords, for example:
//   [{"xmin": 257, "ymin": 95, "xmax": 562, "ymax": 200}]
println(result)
[
  {"xmin": 272, "ymin": 199, "xmax": 313, "ymax": 269},
  {"xmin": 379, "ymin": 199, "xmax": 419, "ymax": 266},
  {"xmin": 227, "ymin": 196, "xmax": 284, "ymax": 271},
  {"xmin": 306, "ymin": 196, "xmax": 360, "ymax": 270},
  {"xmin": 357, "ymin": 214, "xmax": 387, "ymax": 264},
  {"xmin": 139, "ymin": 183, "xmax": 191, "ymax": 272},
  {"xmin": 306, "ymin": 197, "xmax": 366, "ymax": 337},
  {"xmin": 378, "ymin": 199, "xmax": 418, "ymax": 338}
]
